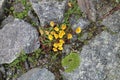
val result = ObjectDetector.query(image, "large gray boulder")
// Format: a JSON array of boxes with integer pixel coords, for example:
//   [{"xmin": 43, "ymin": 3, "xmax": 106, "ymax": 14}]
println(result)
[
  {"xmin": 62, "ymin": 31, "xmax": 120, "ymax": 80},
  {"xmin": 30, "ymin": 0, "xmax": 67, "ymax": 26},
  {"xmin": 18, "ymin": 68, "xmax": 55, "ymax": 80},
  {"xmin": 102, "ymin": 11, "xmax": 120, "ymax": 33},
  {"xmin": 0, "ymin": 19, "xmax": 40, "ymax": 64}
]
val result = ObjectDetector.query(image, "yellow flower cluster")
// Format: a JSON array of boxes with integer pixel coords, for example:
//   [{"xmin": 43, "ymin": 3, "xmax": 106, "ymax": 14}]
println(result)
[
  {"xmin": 39, "ymin": 21, "xmax": 82, "ymax": 52},
  {"xmin": 53, "ymin": 39, "xmax": 65, "ymax": 52},
  {"xmin": 48, "ymin": 21, "xmax": 73, "ymax": 52}
]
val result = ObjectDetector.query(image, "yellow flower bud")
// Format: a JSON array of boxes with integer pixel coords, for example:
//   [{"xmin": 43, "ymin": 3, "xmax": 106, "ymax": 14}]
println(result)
[
  {"xmin": 50, "ymin": 21, "xmax": 55, "ymax": 27},
  {"xmin": 75, "ymin": 27, "xmax": 81, "ymax": 34},
  {"xmin": 39, "ymin": 29, "xmax": 44, "ymax": 35},
  {"xmin": 45, "ymin": 30, "xmax": 49, "ymax": 35},
  {"xmin": 68, "ymin": 2, "xmax": 72, "ymax": 7},
  {"xmin": 48, "ymin": 34, "xmax": 53, "ymax": 41},
  {"xmin": 67, "ymin": 33, "xmax": 72, "ymax": 39}
]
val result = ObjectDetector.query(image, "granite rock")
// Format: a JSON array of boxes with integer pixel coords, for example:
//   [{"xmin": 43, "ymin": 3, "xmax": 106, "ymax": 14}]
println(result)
[
  {"xmin": 70, "ymin": 18, "xmax": 90, "ymax": 31},
  {"xmin": 30, "ymin": 0, "xmax": 67, "ymax": 26},
  {"xmin": 102, "ymin": 11, "xmax": 120, "ymax": 33},
  {"xmin": 62, "ymin": 31, "xmax": 120, "ymax": 80},
  {"xmin": 0, "ymin": 0, "xmax": 6, "ymax": 21},
  {"xmin": 0, "ymin": 19, "xmax": 40, "ymax": 64},
  {"xmin": 18, "ymin": 68, "xmax": 55, "ymax": 80}
]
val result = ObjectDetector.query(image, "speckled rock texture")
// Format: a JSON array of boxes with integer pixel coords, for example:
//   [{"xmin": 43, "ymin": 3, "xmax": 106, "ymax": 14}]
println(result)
[
  {"xmin": 102, "ymin": 11, "xmax": 120, "ymax": 33},
  {"xmin": 62, "ymin": 31, "xmax": 120, "ymax": 80},
  {"xmin": 0, "ymin": 19, "xmax": 40, "ymax": 64},
  {"xmin": 0, "ymin": 0, "xmax": 5, "ymax": 21},
  {"xmin": 70, "ymin": 17, "xmax": 90, "ymax": 30},
  {"xmin": 30, "ymin": 0, "xmax": 67, "ymax": 26},
  {"xmin": 18, "ymin": 68, "xmax": 55, "ymax": 80}
]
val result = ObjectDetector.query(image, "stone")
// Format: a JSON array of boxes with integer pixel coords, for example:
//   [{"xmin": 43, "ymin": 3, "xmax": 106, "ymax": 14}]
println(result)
[
  {"xmin": 77, "ymin": 0, "xmax": 96, "ymax": 22},
  {"xmin": 0, "ymin": 0, "xmax": 5, "ymax": 21},
  {"xmin": 30, "ymin": 0, "xmax": 67, "ymax": 26},
  {"xmin": 70, "ymin": 18, "xmax": 90, "ymax": 31},
  {"xmin": 102, "ymin": 11, "xmax": 120, "ymax": 33},
  {"xmin": 0, "ymin": 19, "xmax": 40, "ymax": 64},
  {"xmin": 62, "ymin": 31, "xmax": 120, "ymax": 80},
  {"xmin": 0, "ymin": 15, "xmax": 14, "ymax": 29},
  {"xmin": 17, "ymin": 68, "xmax": 55, "ymax": 80}
]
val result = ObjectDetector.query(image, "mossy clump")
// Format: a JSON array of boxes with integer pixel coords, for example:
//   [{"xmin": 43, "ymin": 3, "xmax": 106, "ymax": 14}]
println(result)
[{"xmin": 61, "ymin": 52, "xmax": 80, "ymax": 72}]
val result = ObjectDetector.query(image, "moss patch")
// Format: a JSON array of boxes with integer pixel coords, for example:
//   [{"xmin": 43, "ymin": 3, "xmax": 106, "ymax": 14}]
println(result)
[{"xmin": 62, "ymin": 52, "xmax": 80, "ymax": 72}]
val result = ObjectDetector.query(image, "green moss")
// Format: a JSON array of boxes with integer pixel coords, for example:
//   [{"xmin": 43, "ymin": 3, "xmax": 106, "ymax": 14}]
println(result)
[{"xmin": 61, "ymin": 52, "xmax": 80, "ymax": 72}]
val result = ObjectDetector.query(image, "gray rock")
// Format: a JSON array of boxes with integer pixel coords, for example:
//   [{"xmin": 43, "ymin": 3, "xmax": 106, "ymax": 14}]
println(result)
[
  {"xmin": 77, "ymin": 0, "xmax": 96, "ymax": 22},
  {"xmin": 0, "ymin": 0, "xmax": 5, "ymax": 21},
  {"xmin": 62, "ymin": 31, "xmax": 120, "ymax": 80},
  {"xmin": 71, "ymin": 18, "xmax": 90, "ymax": 31},
  {"xmin": 0, "ymin": 15, "xmax": 14, "ymax": 29},
  {"xmin": 0, "ymin": 19, "xmax": 40, "ymax": 64},
  {"xmin": 18, "ymin": 68, "xmax": 55, "ymax": 80},
  {"xmin": 102, "ymin": 11, "xmax": 120, "ymax": 33},
  {"xmin": 30, "ymin": 0, "xmax": 67, "ymax": 26}
]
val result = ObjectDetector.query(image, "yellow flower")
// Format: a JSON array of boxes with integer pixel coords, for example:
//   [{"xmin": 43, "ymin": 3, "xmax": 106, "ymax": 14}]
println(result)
[
  {"xmin": 68, "ymin": 2, "xmax": 72, "ymax": 7},
  {"xmin": 59, "ymin": 39, "xmax": 65, "ymax": 44},
  {"xmin": 53, "ymin": 47, "xmax": 58, "ymax": 52},
  {"xmin": 53, "ymin": 43, "xmax": 58, "ymax": 48},
  {"xmin": 67, "ymin": 33, "xmax": 72, "ymax": 39},
  {"xmin": 45, "ymin": 30, "xmax": 49, "ymax": 35},
  {"xmin": 54, "ymin": 33, "xmax": 59, "ymax": 39},
  {"xmin": 50, "ymin": 31, "xmax": 55, "ymax": 35},
  {"xmin": 58, "ymin": 46, "xmax": 63, "ymax": 50},
  {"xmin": 75, "ymin": 27, "xmax": 81, "ymax": 34},
  {"xmin": 54, "ymin": 27, "xmax": 59, "ymax": 32},
  {"xmin": 59, "ymin": 30, "xmax": 65, "ymax": 38},
  {"xmin": 60, "ymin": 30, "xmax": 65, "ymax": 35},
  {"xmin": 59, "ymin": 33, "xmax": 64, "ymax": 38},
  {"xmin": 48, "ymin": 34, "xmax": 53, "ymax": 41},
  {"xmin": 58, "ymin": 42, "xmax": 63, "ymax": 47},
  {"xmin": 50, "ymin": 21, "xmax": 55, "ymax": 27},
  {"xmin": 61, "ymin": 24, "xmax": 66, "ymax": 30}
]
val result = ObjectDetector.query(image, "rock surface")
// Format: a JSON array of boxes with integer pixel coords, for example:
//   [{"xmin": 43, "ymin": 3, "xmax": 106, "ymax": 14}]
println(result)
[
  {"xmin": 70, "ymin": 17, "xmax": 90, "ymax": 31},
  {"xmin": 30, "ymin": 0, "xmax": 67, "ymax": 26},
  {"xmin": 0, "ymin": 19, "xmax": 40, "ymax": 64},
  {"xmin": 102, "ymin": 11, "xmax": 120, "ymax": 33},
  {"xmin": 62, "ymin": 31, "xmax": 120, "ymax": 80},
  {"xmin": 18, "ymin": 68, "xmax": 55, "ymax": 80},
  {"xmin": 0, "ymin": 15, "xmax": 14, "ymax": 29},
  {"xmin": 0, "ymin": 0, "xmax": 5, "ymax": 21}
]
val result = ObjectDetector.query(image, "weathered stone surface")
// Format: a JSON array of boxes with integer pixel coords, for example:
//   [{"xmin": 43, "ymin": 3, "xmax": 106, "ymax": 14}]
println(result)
[
  {"xmin": 0, "ymin": 19, "xmax": 40, "ymax": 64},
  {"xmin": 102, "ymin": 11, "xmax": 120, "ymax": 33},
  {"xmin": 0, "ymin": 0, "xmax": 5, "ymax": 21},
  {"xmin": 30, "ymin": 0, "xmax": 67, "ymax": 26},
  {"xmin": 70, "ymin": 18, "xmax": 90, "ymax": 31},
  {"xmin": 18, "ymin": 68, "xmax": 55, "ymax": 80},
  {"xmin": 62, "ymin": 31, "xmax": 120, "ymax": 80},
  {"xmin": 0, "ymin": 15, "xmax": 14, "ymax": 29},
  {"xmin": 77, "ymin": 0, "xmax": 96, "ymax": 22}
]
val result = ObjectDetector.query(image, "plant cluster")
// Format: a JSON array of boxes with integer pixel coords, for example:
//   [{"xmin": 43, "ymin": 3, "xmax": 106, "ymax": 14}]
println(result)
[{"xmin": 39, "ymin": 21, "xmax": 81, "ymax": 53}]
